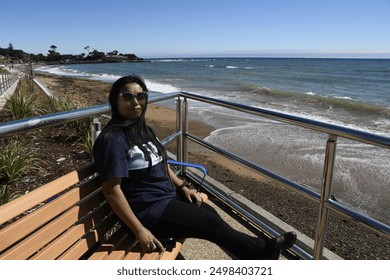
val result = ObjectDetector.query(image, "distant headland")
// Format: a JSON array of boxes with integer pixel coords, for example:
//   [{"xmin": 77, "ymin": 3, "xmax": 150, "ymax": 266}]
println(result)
[{"xmin": 0, "ymin": 43, "xmax": 147, "ymax": 65}]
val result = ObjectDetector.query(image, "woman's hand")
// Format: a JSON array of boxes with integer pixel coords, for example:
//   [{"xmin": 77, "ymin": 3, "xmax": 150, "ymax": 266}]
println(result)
[
  {"xmin": 182, "ymin": 187, "xmax": 203, "ymax": 206},
  {"xmin": 135, "ymin": 226, "xmax": 164, "ymax": 253},
  {"xmin": 101, "ymin": 178, "xmax": 164, "ymax": 253},
  {"xmin": 167, "ymin": 167, "xmax": 206, "ymax": 206}
]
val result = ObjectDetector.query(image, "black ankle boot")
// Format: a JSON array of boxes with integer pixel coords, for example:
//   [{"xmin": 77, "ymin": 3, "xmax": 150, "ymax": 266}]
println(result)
[
  {"xmin": 272, "ymin": 231, "xmax": 297, "ymax": 250},
  {"xmin": 258, "ymin": 231, "xmax": 297, "ymax": 260},
  {"xmin": 264, "ymin": 231, "xmax": 297, "ymax": 259}
]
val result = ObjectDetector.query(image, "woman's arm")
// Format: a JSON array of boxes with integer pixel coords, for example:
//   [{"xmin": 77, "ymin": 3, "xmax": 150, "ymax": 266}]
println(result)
[
  {"xmin": 167, "ymin": 166, "xmax": 204, "ymax": 205},
  {"xmin": 167, "ymin": 166, "xmax": 185, "ymax": 188},
  {"xmin": 102, "ymin": 178, "xmax": 163, "ymax": 252}
]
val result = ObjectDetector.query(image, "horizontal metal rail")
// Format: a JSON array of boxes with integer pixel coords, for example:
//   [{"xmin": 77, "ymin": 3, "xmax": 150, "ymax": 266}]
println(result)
[
  {"xmin": 0, "ymin": 93, "xmax": 179, "ymax": 137},
  {"xmin": 179, "ymin": 93, "xmax": 390, "ymax": 232},
  {"xmin": 186, "ymin": 132, "xmax": 389, "ymax": 249},
  {"xmin": 181, "ymin": 92, "xmax": 390, "ymax": 149},
  {"xmin": 184, "ymin": 166, "xmax": 313, "ymax": 260},
  {"xmin": 1, "ymin": 89, "xmax": 389, "ymax": 260},
  {"xmin": 176, "ymin": 91, "xmax": 389, "ymax": 260}
]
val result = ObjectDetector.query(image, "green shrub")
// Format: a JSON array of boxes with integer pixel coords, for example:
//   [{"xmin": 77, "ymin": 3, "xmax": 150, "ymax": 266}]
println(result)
[
  {"xmin": 0, "ymin": 184, "xmax": 20, "ymax": 205},
  {"xmin": 0, "ymin": 139, "xmax": 38, "ymax": 183},
  {"xmin": 41, "ymin": 95, "xmax": 80, "ymax": 114},
  {"xmin": 42, "ymin": 96, "xmax": 93, "ymax": 155},
  {"xmin": 4, "ymin": 79, "xmax": 37, "ymax": 119},
  {"xmin": 0, "ymin": 139, "xmax": 39, "ymax": 205},
  {"xmin": 0, "ymin": 66, "xmax": 10, "ymax": 74}
]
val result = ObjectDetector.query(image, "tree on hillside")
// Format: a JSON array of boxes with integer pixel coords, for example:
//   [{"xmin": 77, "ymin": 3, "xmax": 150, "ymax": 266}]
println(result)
[
  {"xmin": 0, "ymin": 44, "xmax": 143, "ymax": 63},
  {"xmin": 47, "ymin": 44, "xmax": 60, "ymax": 62},
  {"xmin": 7, "ymin": 43, "xmax": 14, "ymax": 58},
  {"xmin": 2, "ymin": 43, "xmax": 27, "ymax": 61},
  {"xmin": 50, "ymin": 45, "xmax": 57, "ymax": 52},
  {"xmin": 8, "ymin": 43, "xmax": 14, "ymax": 51},
  {"xmin": 107, "ymin": 50, "xmax": 119, "ymax": 56},
  {"xmin": 88, "ymin": 49, "xmax": 105, "ymax": 61}
]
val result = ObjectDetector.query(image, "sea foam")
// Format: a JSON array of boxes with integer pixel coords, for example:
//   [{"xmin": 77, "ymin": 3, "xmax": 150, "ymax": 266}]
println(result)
[{"xmin": 35, "ymin": 65, "xmax": 180, "ymax": 93}]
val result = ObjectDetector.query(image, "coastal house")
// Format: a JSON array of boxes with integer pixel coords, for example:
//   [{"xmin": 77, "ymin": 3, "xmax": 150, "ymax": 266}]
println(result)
[{"xmin": 105, "ymin": 54, "xmax": 129, "ymax": 62}]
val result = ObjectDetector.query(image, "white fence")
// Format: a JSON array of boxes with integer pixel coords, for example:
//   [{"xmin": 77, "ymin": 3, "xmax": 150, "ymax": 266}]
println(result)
[{"xmin": 0, "ymin": 73, "xmax": 19, "ymax": 94}]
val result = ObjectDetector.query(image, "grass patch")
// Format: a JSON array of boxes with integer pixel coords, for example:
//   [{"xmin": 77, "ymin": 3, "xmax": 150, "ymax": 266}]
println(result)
[
  {"xmin": 41, "ymin": 95, "xmax": 93, "ymax": 155},
  {"xmin": 0, "ymin": 66, "xmax": 10, "ymax": 74},
  {"xmin": 0, "ymin": 78, "xmax": 94, "ymax": 204},
  {"xmin": 0, "ymin": 139, "xmax": 39, "ymax": 183},
  {"xmin": 0, "ymin": 184, "xmax": 20, "ymax": 205},
  {"xmin": 4, "ymin": 78, "xmax": 38, "ymax": 119},
  {"xmin": 0, "ymin": 139, "xmax": 40, "ymax": 205}
]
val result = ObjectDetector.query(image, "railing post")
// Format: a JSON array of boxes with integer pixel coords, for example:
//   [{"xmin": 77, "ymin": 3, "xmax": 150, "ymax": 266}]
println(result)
[
  {"xmin": 182, "ymin": 96, "xmax": 189, "ymax": 164},
  {"xmin": 91, "ymin": 117, "xmax": 101, "ymax": 145},
  {"xmin": 5, "ymin": 74, "xmax": 9, "ymax": 89},
  {"xmin": 314, "ymin": 134, "xmax": 337, "ymax": 259},
  {"xmin": 0, "ymin": 75, "xmax": 4, "ymax": 93},
  {"xmin": 175, "ymin": 95, "xmax": 189, "ymax": 175},
  {"xmin": 176, "ymin": 96, "xmax": 183, "ymax": 163}
]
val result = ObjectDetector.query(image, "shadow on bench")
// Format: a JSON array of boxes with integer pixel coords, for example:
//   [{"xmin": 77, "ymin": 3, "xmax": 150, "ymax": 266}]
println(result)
[{"xmin": 0, "ymin": 162, "xmax": 195, "ymax": 260}]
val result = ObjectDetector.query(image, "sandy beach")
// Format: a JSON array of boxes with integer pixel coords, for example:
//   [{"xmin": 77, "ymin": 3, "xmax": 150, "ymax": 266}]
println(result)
[
  {"xmin": 5, "ymin": 71, "xmax": 389, "ymax": 260},
  {"xmin": 34, "ymin": 73, "xmax": 280, "ymax": 185}
]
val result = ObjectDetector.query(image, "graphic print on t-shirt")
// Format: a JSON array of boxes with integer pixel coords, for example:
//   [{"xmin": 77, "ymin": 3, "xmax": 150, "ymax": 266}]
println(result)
[{"xmin": 127, "ymin": 142, "xmax": 162, "ymax": 170}]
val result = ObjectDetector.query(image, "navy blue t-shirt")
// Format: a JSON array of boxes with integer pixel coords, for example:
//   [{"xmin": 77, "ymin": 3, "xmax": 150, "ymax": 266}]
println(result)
[{"xmin": 93, "ymin": 128, "xmax": 176, "ymax": 228}]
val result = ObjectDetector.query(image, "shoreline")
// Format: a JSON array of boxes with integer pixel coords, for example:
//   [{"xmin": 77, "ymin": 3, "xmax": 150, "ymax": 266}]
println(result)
[
  {"xmin": 27, "ymin": 73, "xmax": 390, "ymax": 260},
  {"xmin": 34, "ymin": 73, "xmax": 268, "ymax": 182}
]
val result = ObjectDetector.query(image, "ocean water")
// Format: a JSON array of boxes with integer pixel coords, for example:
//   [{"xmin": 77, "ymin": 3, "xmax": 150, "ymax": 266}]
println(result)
[{"xmin": 35, "ymin": 58, "xmax": 390, "ymax": 223}]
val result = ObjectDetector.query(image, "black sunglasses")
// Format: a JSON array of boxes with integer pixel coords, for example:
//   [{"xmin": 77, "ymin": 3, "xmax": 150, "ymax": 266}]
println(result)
[{"xmin": 120, "ymin": 91, "xmax": 148, "ymax": 101}]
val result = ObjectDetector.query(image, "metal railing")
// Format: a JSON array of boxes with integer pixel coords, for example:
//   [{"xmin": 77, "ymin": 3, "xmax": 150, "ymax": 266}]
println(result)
[
  {"xmin": 0, "ymin": 73, "xmax": 19, "ymax": 94},
  {"xmin": 1, "ymin": 91, "xmax": 389, "ymax": 260}
]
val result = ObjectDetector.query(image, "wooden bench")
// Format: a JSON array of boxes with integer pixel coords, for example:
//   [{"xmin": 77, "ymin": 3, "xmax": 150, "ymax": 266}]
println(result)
[{"xmin": 0, "ymin": 162, "xmax": 205, "ymax": 260}]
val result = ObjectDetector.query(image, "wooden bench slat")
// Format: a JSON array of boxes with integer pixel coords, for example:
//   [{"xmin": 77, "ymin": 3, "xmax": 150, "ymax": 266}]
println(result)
[
  {"xmin": 0, "ymin": 191, "xmax": 106, "ymax": 259},
  {"xmin": 57, "ymin": 213, "xmax": 119, "ymax": 260},
  {"xmin": 123, "ymin": 243, "xmax": 143, "ymax": 260},
  {"xmin": 105, "ymin": 233, "xmax": 140, "ymax": 260},
  {"xmin": 0, "ymin": 171, "xmax": 81, "ymax": 225},
  {"xmin": 57, "ymin": 229, "xmax": 101, "ymax": 260},
  {"xmin": 88, "ymin": 227, "xmax": 130, "ymax": 260},
  {"xmin": 121, "ymin": 244, "xmax": 166, "ymax": 260},
  {"xmin": 140, "ymin": 252, "xmax": 161, "ymax": 260},
  {"xmin": 31, "ymin": 223, "xmax": 87, "ymax": 260},
  {"xmin": 159, "ymin": 239, "xmax": 185, "ymax": 260},
  {"xmin": 105, "ymin": 244, "xmax": 130, "ymax": 260},
  {"xmin": 0, "ymin": 162, "xmax": 196, "ymax": 260},
  {"xmin": 31, "ymin": 203, "xmax": 112, "ymax": 260},
  {"xmin": 0, "ymin": 163, "xmax": 98, "ymax": 225},
  {"xmin": 1, "ymin": 206, "xmax": 83, "ymax": 259},
  {"xmin": 0, "ymin": 189, "xmax": 78, "ymax": 252},
  {"xmin": 138, "ymin": 239, "xmax": 185, "ymax": 260},
  {"xmin": 0, "ymin": 178, "xmax": 102, "ymax": 252}
]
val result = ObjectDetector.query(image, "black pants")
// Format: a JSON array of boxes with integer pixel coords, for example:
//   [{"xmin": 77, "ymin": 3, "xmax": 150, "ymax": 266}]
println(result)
[{"xmin": 150, "ymin": 196, "xmax": 269, "ymax": 259}]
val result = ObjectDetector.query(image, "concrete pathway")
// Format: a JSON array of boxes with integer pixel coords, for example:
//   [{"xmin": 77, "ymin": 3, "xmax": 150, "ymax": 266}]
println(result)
[{"xmin": 178, "ymin": 197, "xmax": 288, "ymax": 260}]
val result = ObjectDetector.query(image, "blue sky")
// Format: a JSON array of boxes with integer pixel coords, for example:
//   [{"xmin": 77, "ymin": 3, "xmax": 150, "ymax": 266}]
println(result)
[{"xmin": 1, "ymin": 0, "xmax": 390, "ymax": 58}]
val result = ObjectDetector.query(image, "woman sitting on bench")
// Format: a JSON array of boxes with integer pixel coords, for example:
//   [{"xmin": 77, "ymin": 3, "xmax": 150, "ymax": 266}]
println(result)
[{"xmin": 92, "ymin": 75, "xmax": 296, "ymax": 260}]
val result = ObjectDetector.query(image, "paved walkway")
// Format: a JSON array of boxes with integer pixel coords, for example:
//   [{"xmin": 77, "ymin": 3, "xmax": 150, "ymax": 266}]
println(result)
[
  {"xmin": 179, "ymin": 198, "xmax": 248, "ymax": 260},
  {"xmin": 177, "ymin": 197, "xmax": 289, "ymax": 260}
]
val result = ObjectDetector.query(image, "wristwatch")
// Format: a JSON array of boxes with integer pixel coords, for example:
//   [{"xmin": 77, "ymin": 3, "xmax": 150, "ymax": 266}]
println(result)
[{"xmin": 178, "ymin": 180, "xmax": 192, "ymax": 191}]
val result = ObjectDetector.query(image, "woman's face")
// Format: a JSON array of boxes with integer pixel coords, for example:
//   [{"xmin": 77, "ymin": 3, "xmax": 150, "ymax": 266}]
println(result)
[{"xmin": 117, "ymin": 83, "xmax": 147, "ymax": 120}]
